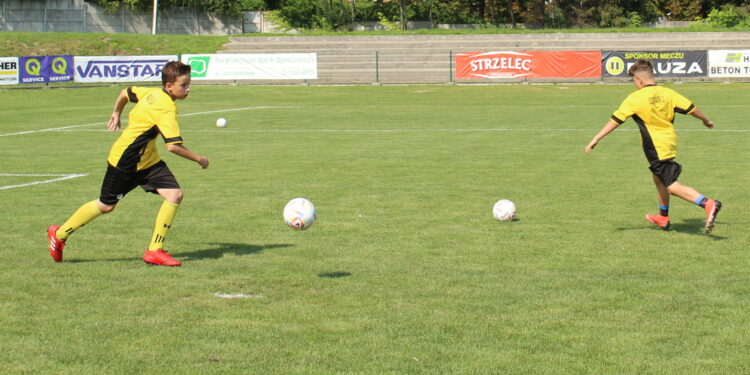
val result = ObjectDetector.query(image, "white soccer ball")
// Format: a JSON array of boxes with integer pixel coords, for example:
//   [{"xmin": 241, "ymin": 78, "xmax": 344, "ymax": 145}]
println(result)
[
  {"xmin": 492, "ymin": 199, "xmax": 517, "ymax": 222},
  {"xmin": 283, "ymin": 198, "xmax": 316, "ymax": 230},
  {"xmin": 216, "ymin": 117, "xmax": 227, "ymax": 128}
]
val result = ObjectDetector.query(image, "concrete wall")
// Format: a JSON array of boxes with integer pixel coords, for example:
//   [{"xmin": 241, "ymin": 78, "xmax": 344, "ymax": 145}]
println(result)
[{"xmin": 0, "ymin": 0, "xmax": 243, "ymax": 35}]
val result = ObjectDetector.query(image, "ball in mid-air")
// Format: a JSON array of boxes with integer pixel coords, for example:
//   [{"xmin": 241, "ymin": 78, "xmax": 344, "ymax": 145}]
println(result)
[
  {"xmin": 492, "ymin": 199, "xmax": 517, "ymax": 222},
  {"xmin": 284, "ymin": 198, "xmax": 316, "ymax": 230},
  {"xmin": 216, "ymin": 118, "xmax": 228, "ymax": 128}
]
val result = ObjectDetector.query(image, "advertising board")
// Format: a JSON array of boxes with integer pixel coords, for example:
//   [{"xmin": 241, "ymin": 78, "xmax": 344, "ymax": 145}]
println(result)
[{"xmin": 455, "ymin": 51, "xmax": 601, "ymax": 79}]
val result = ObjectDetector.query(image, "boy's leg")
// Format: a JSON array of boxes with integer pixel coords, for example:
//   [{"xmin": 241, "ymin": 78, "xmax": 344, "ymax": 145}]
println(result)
[
  {"xmin": 665, "ymin": 181, "xmax": 701, "ymax": 203},
  {"xmin": 56, "ymin": 200, "xmax": 113, "ymax": 241},
  {"xmin": 148, "ymin": 193, "xmax": 181, "ymax": 251},
  {"xmin": 48, "ymin": 200, "xmax": 113, "ymax": 262},
  {"xmin": 139, "ymin": 162, "xmax": 183, "ymax": 266},
  {"xmin": 143, "ymin": 188, "xmax": 182, "ymax": 266},
  {"xmin": 646, "ymin": 174, "xmax": 671, "ymax": 230},
  {"xmin": 667, "ymin": 182, "xmax": 722, "ymax": 233}
]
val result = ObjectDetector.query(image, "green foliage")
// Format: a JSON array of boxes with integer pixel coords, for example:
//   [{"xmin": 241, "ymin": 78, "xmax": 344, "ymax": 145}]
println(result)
[
  {"xmin": 705, "ymin": 5, "xmax": 749, "ymax": 28},
  {"xmin": 78, "ymin": 0, "xmax": 750, "ymax": 30},
  {"xmin": 85, "ymin": 0, "xmax": 266, "ymax": 15},
  {"xmin": 628, "ymin": 12, "xmax": 643, "ymax": 28},
  {"xmin": 376, "ymin": 12, "xmax": 400, "ymax": 31}
]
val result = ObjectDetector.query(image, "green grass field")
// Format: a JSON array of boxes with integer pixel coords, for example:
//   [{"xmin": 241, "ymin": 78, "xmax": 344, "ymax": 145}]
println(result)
[{"xmin": 1, "ymin": 83, "xmax": 748, "ymax": 374}]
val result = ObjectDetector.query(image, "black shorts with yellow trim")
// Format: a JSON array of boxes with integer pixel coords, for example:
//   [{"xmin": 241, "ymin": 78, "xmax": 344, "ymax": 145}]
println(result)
[
  {"xmin": 99, "ymin": 160, "xmax": 180, "ymax": 205},
  {"xmin": 649, "ymin": 158, "xmax": 682, "ymax": 187}
]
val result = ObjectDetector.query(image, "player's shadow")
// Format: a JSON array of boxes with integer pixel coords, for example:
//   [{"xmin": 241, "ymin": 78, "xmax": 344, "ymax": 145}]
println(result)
[
  {"xmin": 66, "ymin": 242, "xmax": 293, "ymax": 263},
  {"xmin": 318, "ymin": 271, "xmax": 352, "ymax": 278},
  {"xmin": 180, "ymin": 242, "xmax": 294, "ymax": 261},
  {"xmin": 616, "ymin": 218, "xmax": 728, "ymax": 240}
]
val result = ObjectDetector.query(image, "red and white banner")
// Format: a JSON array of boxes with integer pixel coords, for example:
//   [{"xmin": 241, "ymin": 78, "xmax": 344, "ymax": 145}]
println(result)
[{"xmin": 455, "ymin": 51, "xmax": 601, "ymax": 79}]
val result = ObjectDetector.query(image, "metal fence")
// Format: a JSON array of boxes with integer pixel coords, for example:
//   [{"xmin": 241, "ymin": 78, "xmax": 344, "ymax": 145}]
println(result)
[{"xmin": 0, "ymin": 0, "xmax": 243, "ymax": 35}]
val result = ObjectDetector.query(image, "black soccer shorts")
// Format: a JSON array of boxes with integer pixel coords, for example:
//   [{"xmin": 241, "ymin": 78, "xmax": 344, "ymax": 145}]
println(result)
[
  {"xmin": 99, "ymin": 161, "xmax": 181, "ymax": 205},
  {"xmin": 649, "ymin": 158, "xmax": 682, "ymax": 187}
]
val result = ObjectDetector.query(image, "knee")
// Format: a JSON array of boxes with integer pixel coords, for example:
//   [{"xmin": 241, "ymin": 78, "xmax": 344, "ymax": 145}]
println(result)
[
  {"xmin": 98, "ymin": 202, "xmax": 116, "ymax": 214},
  {"xmin": 170, "ymin": 190, "xmax": 184, "ymax": 204}
]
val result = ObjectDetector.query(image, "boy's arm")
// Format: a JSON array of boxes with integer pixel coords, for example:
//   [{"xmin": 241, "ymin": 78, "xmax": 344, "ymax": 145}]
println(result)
[
  {"xmin": 585, "ymin": 119, "xmax": 620, "ymax": 154},
  {"xmin": 689, "ymin": 108, "xmax": 715, "ymax": 129},
  {"xmin": 166, "ymin": 143, "xmax": 209, "ymax": 169},
  {"xmin": 107, "ymin": 89, "xmax": 130, "ymax": 132}
]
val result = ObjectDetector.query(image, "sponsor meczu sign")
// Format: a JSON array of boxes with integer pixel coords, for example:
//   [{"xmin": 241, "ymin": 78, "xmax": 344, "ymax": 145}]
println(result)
[{"xmin": 602, "ymin": 51, "xmax": 707, "ymax": 77}]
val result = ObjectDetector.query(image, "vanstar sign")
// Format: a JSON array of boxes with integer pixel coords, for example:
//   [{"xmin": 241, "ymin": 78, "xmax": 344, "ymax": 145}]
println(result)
[{"xmin": 74, "ymin": 55, "xmax": 178, "ymax": 83}]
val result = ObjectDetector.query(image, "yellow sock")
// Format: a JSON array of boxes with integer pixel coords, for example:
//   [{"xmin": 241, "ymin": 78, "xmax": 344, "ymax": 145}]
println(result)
[
  {"xmin": 148, "ymin": 201, "xmax": 179, "ymax": 251},
  {"xmin": 57, "ymin": 200, "xmax": 103, "ymax": 241}
]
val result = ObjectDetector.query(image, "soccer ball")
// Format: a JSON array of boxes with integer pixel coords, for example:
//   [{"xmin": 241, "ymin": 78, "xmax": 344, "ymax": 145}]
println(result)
[
  {"xmin": 283, "ymin": 198, "xmax": 316, "ymax": 230},
  {"xmin": 216, "ymin": 118, "xmax": 227, "ymax": 128},
  {"xmin": 492, "ymin": 199, "xmax": 517, "ymax": 222}
]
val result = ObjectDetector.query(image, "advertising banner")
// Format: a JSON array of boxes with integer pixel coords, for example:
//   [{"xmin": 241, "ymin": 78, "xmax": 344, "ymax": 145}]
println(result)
[
  {"xmin": 74, "ymin": 55, "xmax": 178, "ymax": 83},
  {"xmin": 0, "ymin": 57, "xmax": 20, "ymax": 85},
  {"xmin": 602, "ymin": 51, "xmax": 707, "ymax": 78},
  {"xmin": 182, "ymin": 53, "xmax": 317, "ymax": 80},
  {"xmin": 708, "ymin": 50, "xmax": 750, "ymax": 77},
  {"xmin": 19, "ymin": 55, "xmax": 74, "ymax": 84},
  {"xmin": 454, "ymin": 51, "xmax": 601, "ymax": 79}
]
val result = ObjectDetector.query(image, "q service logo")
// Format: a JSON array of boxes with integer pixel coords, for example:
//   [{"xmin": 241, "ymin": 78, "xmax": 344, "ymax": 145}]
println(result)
[
  {"xmin": 19, "ymin": 56, "xmax": 73, "ymax": 84},
  {"xmin": 74, "ymin": 56, "xmax": 177, "ymax": 83}
]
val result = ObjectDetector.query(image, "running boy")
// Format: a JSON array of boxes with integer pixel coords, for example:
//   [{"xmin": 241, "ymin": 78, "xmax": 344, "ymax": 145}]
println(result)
[
  {"xmin": 47, "ymin": 61, "xmax": 209, "ymax": 266},
  {"xmin": 585, "ymin": 59, "xmax": 721, "ymax": 233}
]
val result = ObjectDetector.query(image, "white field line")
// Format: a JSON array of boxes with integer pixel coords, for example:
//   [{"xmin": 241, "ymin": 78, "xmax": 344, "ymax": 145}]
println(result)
[
  {"xmin": 2, "ymin": 104, "xmax": 748, "ymax": 137},
  {"xmin": 213, "ymin": 292, "xmax": 262, "ymax": 299},
  {"xmin": 0, "ymin": 106, "xmax": 301, "ymax": 137},
  {"xmin": 0, "ymin": 173, "xmax": 88, "ymax": 190},
  {"xmin": 55, "ymin": 127, "xmax": 750, "ymax": 133},
  {"xmin": 0, "ymin": 122, "xmax": 106, "ymax": 137}
]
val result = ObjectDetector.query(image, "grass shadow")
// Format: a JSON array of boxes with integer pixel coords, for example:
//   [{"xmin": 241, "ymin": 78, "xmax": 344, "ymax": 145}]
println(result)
[
  {"xmin": 66, "ymin": 242, "xmax": 293, "ymax": 263},
  {"xmin": 615, "ymin": 218, "xmax": 728, "ymax": 240},
  {"xmin": 318, "ymin": 271, "xmax": 352, "ymax": 278},
  {"xmin": 180, "ymin": 242, "xmax": 294, "ymax": 261}
]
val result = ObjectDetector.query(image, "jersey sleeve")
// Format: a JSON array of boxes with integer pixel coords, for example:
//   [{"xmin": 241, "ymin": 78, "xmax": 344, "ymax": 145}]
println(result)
[
  {"xmin": 126, "ymin": 86, "xmax": 147, "ymax": 103},
  {"xmin": 611, "ymin": 95, "xmax": 635, "ymax": 124},
  {"xmin": 671, "ymin": 90, "xmax": 696, "ymax": 115},
  {"xmin": 155, "ymin": 106, "xmax": 183, "ymax": 145}
]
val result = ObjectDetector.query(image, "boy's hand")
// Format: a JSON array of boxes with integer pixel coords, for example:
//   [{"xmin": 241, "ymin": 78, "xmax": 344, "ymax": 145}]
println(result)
[
  {"xmin": 107, "ymin": 114, "xmax": 121, "ymax": 131},
  {"xmin": 584, "ymin": 140, "xmax": 598, "ymax": 154},
  {"xmin": 198, "ymin": 157, "xmax": 209, "ymax": 169},
  {"xmin": 703, "ymin": 119, "xmax": 715, "ymax": 129}
]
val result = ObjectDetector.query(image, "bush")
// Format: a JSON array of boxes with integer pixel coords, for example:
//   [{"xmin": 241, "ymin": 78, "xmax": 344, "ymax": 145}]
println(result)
[
  {"xmin": 705, "ymin": 5, "xmax": 747, "ymax": 28},
  {"xmin": 628, "ymin": 12, "xmax": 642, "ymax": 28}
]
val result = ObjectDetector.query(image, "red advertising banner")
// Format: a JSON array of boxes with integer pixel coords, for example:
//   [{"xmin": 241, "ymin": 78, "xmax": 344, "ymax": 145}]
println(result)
[{"xmin": 455, "ymin": 51, "xmax": 601, "ymax": 79}]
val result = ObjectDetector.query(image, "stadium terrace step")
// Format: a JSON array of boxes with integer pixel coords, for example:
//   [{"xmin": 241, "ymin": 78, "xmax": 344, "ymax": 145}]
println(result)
[{"xmin": 217, "ymin": 32, "xmax": 750, "ymax": 85}]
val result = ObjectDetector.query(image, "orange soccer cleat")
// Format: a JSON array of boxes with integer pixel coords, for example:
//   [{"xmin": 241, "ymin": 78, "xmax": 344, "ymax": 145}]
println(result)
[
  {"xmin": 47, "ymin": 225, "xmax": 66, "ymax": 262},
  {"xmin": 143, "ymin": 249, "xmax": 181, "ymax": 266},
  {"xmin": 703, "ymin": 199, "xmax": 722, "ymax": 233},
  {"xmin": 645, "ymin": 214, "xmax": 671, "ymax": 231}
]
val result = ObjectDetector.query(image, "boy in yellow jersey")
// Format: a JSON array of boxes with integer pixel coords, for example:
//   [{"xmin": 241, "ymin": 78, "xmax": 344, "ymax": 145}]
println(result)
[
  {"xmin": 47, "ymin": 61, "xmax": 209, "ymax": 266},
  {"xmin": 585, "ymin": 59, "xmax": 721, "ymax": 233}
]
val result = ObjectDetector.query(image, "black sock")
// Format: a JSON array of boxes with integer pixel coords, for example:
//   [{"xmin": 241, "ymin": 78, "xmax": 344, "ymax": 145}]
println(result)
[{"xmin": 698, "ymin": 197, "xmax": 708, "ymax": 208}]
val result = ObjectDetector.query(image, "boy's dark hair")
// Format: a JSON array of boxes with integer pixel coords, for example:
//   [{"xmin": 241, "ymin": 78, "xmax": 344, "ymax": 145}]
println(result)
[
  {"xmin": 628, "ymin": 59, "xmax": 654, "ymax": 77},
  {"xmin": 162, "ymin": 61, "xmax": 191, "ymax": 85}
]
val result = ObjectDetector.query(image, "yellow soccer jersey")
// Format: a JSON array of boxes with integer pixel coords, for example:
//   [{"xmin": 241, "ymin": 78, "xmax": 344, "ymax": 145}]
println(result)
[
  {"xmin": 107, "ymin": 87, "xmax": 183, "ymax": 171},
  {"xmin": 611, "ymin": 84, "xmax": 695, "ymax": 163}
]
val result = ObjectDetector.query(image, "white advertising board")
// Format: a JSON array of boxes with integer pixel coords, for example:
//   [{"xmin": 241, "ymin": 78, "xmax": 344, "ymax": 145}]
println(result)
[
  {"xmin": 74, "ymin": 55, "xmax": 178, "ymax": 83},
  {"xmin": 708, "ymin": 50, "xmax": 750, "ymax": 77},
  {"xmin": 0, "ymin": 57, "xmax": 20, "ymax": 85},
  {"xmin": 182, "ymin": 53, "xmax": 317, "ymax": 80}
]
